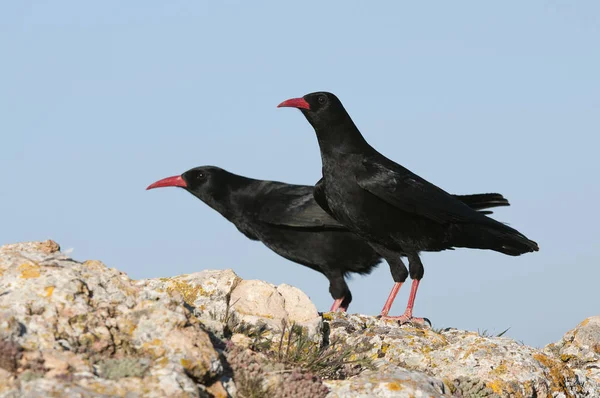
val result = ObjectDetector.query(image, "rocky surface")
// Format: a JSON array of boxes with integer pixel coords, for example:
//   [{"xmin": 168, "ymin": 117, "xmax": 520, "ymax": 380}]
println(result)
[{"xmin": 0, "ymin": 241, "xmax": 598, "ymax": 397}]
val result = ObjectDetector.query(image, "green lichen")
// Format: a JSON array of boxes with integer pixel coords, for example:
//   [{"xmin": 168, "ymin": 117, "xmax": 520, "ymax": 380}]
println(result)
[
  {"xmin": 20, "ymin": 370, "xmax": 44, "ymax": 382},
  {"xmin": 96, "ymin": 357, "xmax": 151, "ymax": 380}
]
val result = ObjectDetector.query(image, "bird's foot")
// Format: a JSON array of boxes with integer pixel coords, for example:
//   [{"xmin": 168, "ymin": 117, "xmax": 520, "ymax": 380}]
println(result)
[
  {"xmin": 329, "ymin": 298, "xmax": 348, "ymax": 313},
  {"xmin": 379, "ymin": 314, "xmax": 431, "ymax": 327}
]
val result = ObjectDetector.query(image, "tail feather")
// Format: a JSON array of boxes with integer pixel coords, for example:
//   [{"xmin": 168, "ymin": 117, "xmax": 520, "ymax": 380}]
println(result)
[
  {"xmin": 492, "ymin": 228, "xmax": 539, "ymax": 256},
  {"xmin": 456, "ymin": 193, "xmax": 510, "ymax": 214},
  {"xmin": 455, "ymin": 221, "xmax": 539, "ymax": 256}
]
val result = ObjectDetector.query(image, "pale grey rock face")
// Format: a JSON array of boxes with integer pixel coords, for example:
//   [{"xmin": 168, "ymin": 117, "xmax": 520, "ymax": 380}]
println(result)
[
  {"xmin": 141, "ymin": 269, "xmax": 322, "ymax": 340},
  {"xmin": 325, "ymin": 367, "xmax": 450, "ymax": 398},
  {"xmin": 545, "ymin": 316, "xmax": 600, "ymax": 388},
  {"xmin": 0, "ymin": 240, "xmax": 223, "ymax": 397},
  {"xmin": 1, "ymin": 240, "xmax": 598, "ymax": 398},
  {"xmin": 229, "ymin": 280, "xmax": 321, "ymax": 338},
  {"xmin": 324, "ymin": 312, "xmax": 600, "ymax": 397}
]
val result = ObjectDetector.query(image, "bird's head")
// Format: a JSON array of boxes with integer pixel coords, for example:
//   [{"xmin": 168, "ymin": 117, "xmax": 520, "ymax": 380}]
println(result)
[
  {"xmin": 147, "ymin": 166, "xmax": 233, "ymax": 205},
  {"xmin": 278, "ymin": 92, "xmax": 348, "ymax": 129},
  {"xmin": 278, "ymin": 91, "xmax": 367, "ymax": 153}
]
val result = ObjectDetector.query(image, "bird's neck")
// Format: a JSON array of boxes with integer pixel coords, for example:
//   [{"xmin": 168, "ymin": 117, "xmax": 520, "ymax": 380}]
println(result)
[
  {"xmin": 314, "ymin": 117, "xmax": 372, "ymax": 158},
  {"xmin": 195, "ymin": 176, "xmax": 255, "ymax": 221}
]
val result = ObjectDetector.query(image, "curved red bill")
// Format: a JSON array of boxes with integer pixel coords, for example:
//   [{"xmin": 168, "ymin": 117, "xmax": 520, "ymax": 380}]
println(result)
[
  {"xmin": 146, "ymin": 175, "xmax": 187, "ymax": 190},
  {"xmin": 277, "ymin": 97, "xmax": 310, "ymax": 110}
]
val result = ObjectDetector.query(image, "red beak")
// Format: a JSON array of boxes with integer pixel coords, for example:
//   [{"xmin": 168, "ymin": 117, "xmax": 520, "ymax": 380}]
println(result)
[
  {"xmin": 146, "ymin": 175, "xmax": 188, "ymax": 190},
  {"xmin": 277, "ymin": 97, "xmax": 310, "ymax": 110}
]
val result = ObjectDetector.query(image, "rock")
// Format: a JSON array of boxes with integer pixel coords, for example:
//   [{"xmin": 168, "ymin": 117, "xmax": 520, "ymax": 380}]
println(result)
[
  {"xmin": 545, "ymin": 316, "xmax": 600, "ymax": 387},
  {"xmin": 325, "ymin": 367, "xmax": 450, "ymax": 398},
  {"xmin": 142, "ymin": 270, "xmax": 322, "ymax": 340},
  {"xmin": 324, "ymin": 312, "xmax": 600, "ymax": 397},
  {"xmin": 1, "ymin": 240, "xmax": 599, "ymax": 398},
  {"xmin": 229, "ymin": 333, "xmax": 252, "ymax": 349},
  {"xmin": 229, "ymin": 280, "xmax": 321, "ymax": 338},
  {"xmin": 0, "ymin": 240, "xmax": 222, "ymax": 397}
]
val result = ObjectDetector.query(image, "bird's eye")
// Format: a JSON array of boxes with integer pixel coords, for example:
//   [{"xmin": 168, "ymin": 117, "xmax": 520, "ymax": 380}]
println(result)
[
  {"xmin": 197, "ymin": 173, "xmax": 205, "ymax": 180},
  {"xmin": 318, "ymin": 95, "xmax": 327, "ymax": 104}
]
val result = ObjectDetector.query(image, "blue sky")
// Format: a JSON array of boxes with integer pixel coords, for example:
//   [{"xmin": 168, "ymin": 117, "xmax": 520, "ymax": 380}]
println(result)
[{"xmin": 1, "ymin": 2, "xmax": 598, "ymax": 347}]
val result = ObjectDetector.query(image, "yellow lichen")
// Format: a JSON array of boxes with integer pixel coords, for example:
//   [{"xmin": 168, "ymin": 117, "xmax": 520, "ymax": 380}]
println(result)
[
  {"xmin": 180, "ymin": 358, "xmax": 191, "ymax": 369},
  {"xmin": 165, "ymin": 280, "xmax": 207, "ymax": 305},
  {"xmin": 443, "ymin": 378, "xmax": 456, "ymax": 393},
  {"xmin": 533, "ymin": 353, "xmax": 578, "ymax": 397},
  {"xmin": 380, "ymin": 342, "xmax": 389, "ymax": 355},
  {"xmin": 461, "ymin": 345, "xmax": 478, "ymax": 359},
  {"xmin": 141, "ymin": 339, "xmax": 165, "ymax": 357},
  {"xmin": 578, "ymin": 318, "xmax": 590, "ymax": 328},
  {"xmin": 387, "ymin": 381, "xmax": 403, "ymax": 391},
  {"xmin": 19, "ymin": 263, "xmax": 41, "ymax": 278},
  {"xmin": 322, "ymin": 312, "xmax": 334, "ymax": 321},
  {"xmin": 560, "ymin": 354, "xmax": 575, "ymax": 362},
  {"xmin": 44, "ymin": 286, "xmax": 55, "ymax": 298},
  {"xmin": 491, "ymin": 361, "xmax": 508, "ymax": 376},
  {"xmin": 486, "ymin": 380, "xmax": 505, "ymax": 394}
]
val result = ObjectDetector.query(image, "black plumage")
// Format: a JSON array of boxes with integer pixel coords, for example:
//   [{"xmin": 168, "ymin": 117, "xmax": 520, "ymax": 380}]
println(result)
[
  {"xmin": 148, "ymin": 166, "xmax": 511, "ymax": 312},
  {"xmin": 278, "ymin": 92, "xmax": 538, "ymax": 323}
]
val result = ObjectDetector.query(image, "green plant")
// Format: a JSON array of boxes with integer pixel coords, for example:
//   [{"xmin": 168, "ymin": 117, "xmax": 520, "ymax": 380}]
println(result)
[
  {"xmin": 478, "ymin": 327, "xmax": 510, "ymax": 338},
  {"xmin": 267, "ymin": 320, "xmax": 373, "ymax": 380}
]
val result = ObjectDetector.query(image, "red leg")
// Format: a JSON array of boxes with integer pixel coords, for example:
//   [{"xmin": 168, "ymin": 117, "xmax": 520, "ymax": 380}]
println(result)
[
  {"xmin": 380, "ymin": 279, "xmax": 430, "ymax": 326},
  {"xmin": 330, "ymin": 297, "xmax": 345, "ymax": 312},
  {"xmin": 403, "ymin": 279, "xmax": 420, "ymax": 319},
  {"xmin": 379, "ymin": 282, "xmax": 403, "ymax": 317}
]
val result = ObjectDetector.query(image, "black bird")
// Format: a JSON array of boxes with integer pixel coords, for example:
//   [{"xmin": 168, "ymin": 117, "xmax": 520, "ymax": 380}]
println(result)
[
  {"xmin": 278, "ymin": 92, "xmax": 538, "ymax": 324},
  {"xmin": 147, "ymin": 166, "xmax": 510, "ymax": 313}
]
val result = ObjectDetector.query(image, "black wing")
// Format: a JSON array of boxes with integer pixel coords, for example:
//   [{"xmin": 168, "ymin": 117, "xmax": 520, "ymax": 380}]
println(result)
[
  {"xmin": 356, "ymin": 157, "xmax": 495, "ymax": 225},
  {"xmin": 255, "ymin": 182, "xmax": 346, "ymax": 230},
  {"xmin": 454, "ymin": 193, "xmax": 510, "ymax": 214},
  {"xmin": 313, "ymin": 177, "xmax": 337, "ymax": 218}
]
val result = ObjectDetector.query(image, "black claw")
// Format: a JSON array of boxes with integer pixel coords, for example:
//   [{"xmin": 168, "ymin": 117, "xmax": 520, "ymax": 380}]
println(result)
[{"xmin": 424, "ymin": 317, "xmax": 432, "ymax": 327}]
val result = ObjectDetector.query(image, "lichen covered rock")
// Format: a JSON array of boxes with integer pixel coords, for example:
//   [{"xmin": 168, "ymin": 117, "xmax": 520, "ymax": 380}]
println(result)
[
  {"xmin": 325, "ymin": 312, "xmax": 600, "ymax": 397},
  {"xmin": 545, "ymin": 316, "xmax": 600, "ymax": 388},
  {"xmin": 142, "ymin": 269, "xmax": 322, "ymax": 341},
  {"xmin": 0, "ymin": 240, "xmax": 222, "ymax": 397},
  {"xmin": 0, "ymin": 240, "xmax": 598, "ymax": 398}
]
